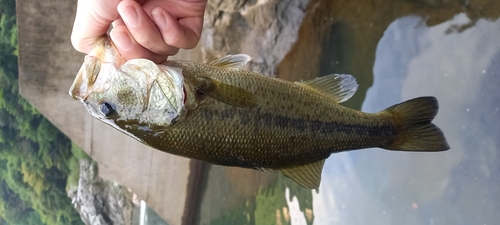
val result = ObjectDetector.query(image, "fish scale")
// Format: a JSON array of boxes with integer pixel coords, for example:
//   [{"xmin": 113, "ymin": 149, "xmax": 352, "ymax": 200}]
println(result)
[
  {"xmin": 69, "ymin": 36, "xmax": 449, "ymax": 189},
  {"xmin": 118, "ymin": 84, "xmax": 395, "ymax": 168}
]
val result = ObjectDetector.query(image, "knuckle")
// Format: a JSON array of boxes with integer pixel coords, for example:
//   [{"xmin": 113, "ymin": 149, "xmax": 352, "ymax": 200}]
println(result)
[{"xmin": 165, "ymin": 34, "xmax": 182, "ymax": 47}]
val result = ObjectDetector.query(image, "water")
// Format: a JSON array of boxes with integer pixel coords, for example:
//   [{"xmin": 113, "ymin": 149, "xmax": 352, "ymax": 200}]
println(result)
[{"xmin": 141, "ymin": 1, "xmax": 500, "ymax": 224}]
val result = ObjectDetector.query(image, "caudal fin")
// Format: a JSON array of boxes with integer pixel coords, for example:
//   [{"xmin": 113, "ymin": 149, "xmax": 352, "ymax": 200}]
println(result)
[{"xmin": 382, "ymin": 97, "xmax": 450, "ymax": 151}]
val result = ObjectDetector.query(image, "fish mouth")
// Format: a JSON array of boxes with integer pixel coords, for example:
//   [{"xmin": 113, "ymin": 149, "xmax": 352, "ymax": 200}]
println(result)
[
  {"xmin": 69, "ymin": 62, "xmax": 87, "ymax": 100},
  {"xmin": 69, "ymin": 36, "xmax": 119, "ymax": 100}
]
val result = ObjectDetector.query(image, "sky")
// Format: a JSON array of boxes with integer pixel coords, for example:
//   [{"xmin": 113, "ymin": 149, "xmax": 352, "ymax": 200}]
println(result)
[{"xmin": 288, "ymin": 13, "xmax": 500, "ymax": 225}]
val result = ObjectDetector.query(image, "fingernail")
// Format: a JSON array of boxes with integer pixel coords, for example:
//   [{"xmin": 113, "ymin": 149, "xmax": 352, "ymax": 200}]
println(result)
[
  {"xmin": 151, "ymin": 8, "xmax": 167, "ymax": 31},
  {"xmin": 110, "ymin": 31, "xmax": 132, "ymax": 51},
  {"xmin": 122, "ymin": 6, "xmax": 139, "ymax": 27}
]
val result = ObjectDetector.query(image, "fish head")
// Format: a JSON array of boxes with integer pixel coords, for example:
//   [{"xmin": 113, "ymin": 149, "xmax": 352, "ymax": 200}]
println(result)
[{"xmin": 69, "ymin": 36, "xmax": 187, "ymax": 138}]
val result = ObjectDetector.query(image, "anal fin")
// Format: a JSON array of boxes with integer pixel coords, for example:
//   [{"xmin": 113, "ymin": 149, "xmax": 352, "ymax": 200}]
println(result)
[{"xmin": 279, "ymin": 159, "xmax": 325, "ymax": 189}]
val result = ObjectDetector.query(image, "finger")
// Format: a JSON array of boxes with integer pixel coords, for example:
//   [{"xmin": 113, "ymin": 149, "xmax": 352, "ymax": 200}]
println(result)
[
  {"xmin": 150, "ymin": 7, "xmax": 204, "ymax": 49},
  {"xmin": 110, "ymin": 25, "xmax": 178, "ymax": 63},
  {"xmin": 117, "ymin": 0, "xmax": 177, "ymax": 56},
  {"xmin": 71, "ymin": 0, "xmax": 121, "ymax": 53},
  {"xmin": 112, "ymin": 18, "xmax": 125, "ymax": 28}
]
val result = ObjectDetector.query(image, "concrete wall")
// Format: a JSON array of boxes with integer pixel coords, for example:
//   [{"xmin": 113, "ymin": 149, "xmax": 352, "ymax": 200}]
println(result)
[{"xmin": 16, "ymin": 1, "xmax": 198, "ymax": 224}]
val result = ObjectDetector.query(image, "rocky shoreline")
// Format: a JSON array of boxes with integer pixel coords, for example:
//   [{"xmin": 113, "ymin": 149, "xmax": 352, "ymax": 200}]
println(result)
[{"xmin": 67, "ymin": 160, "xmax": 134, "ymax": 225}]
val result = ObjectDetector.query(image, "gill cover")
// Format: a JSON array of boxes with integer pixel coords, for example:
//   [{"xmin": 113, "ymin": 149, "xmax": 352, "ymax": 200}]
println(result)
[
  {"xmin": 120, "ymin": 58, "xmax": 186, "ymax": 125},
  {"xmin": 69, "ymin": 36, "xmax": 187, "ymax": 128}
]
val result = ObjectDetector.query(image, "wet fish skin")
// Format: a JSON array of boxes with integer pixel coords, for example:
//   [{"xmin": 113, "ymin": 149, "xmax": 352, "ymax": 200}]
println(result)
[
  {"xmin": 148, "ymin": 60, "xmax": 394, "ymax": 166},
  {"xmin": 69, "ymin": 37, "xmax": 450, "ymax": 189}
]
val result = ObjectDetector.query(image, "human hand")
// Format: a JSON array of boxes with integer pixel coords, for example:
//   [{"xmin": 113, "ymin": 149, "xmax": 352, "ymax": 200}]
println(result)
[{"xmin": 71, "ymin": 0, "xmax": 207, "ymax": 63}]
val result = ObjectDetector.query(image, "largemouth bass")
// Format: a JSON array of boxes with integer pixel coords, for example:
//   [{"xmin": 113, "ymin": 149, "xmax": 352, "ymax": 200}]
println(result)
[{"xmin": 69, "ymin": 36, "xmax": 449, "ymax": 189}]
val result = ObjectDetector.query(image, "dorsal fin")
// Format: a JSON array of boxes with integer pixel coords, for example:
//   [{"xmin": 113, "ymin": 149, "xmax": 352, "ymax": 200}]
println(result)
[
  {"xmin": 279, "ymin": 159, "xmax": 325, "ymax": 189},
  {"xmin": 208, "ymin": 54, "xmax": 252, "ymax": 69},
  {"xmin": 298, "ymin": 74, "xmax": 358, "ymax": 103}
]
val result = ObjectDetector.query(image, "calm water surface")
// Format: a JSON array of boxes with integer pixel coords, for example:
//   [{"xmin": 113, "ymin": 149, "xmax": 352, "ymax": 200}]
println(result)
[
  {"xmin": 146, "ymin": 1, "xmax": 500, "ymax": 224},
  {"xmin": 309, "ymin": 14, "xmax": 500, "ymax": 225}
]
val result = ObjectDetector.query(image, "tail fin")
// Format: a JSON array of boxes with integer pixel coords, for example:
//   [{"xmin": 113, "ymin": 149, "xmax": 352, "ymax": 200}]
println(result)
[{"xmin": 382, "ymin": 97, "xmax": 450, "ymax": 151}]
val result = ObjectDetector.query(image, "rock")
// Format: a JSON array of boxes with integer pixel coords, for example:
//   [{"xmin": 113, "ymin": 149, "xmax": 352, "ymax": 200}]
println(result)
[
  {"xmin": 201, "ymin": 0, "xmax": 309, "ymax": 76},
  {"xmin": 67, "ymin": 159, "xmax": 133, "ymax": 225}
]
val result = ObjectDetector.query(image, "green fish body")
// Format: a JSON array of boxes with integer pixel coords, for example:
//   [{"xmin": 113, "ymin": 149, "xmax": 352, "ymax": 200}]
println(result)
[{"xmin": 70, "ymin": 37, "xmax": 449, "ymax": 188}]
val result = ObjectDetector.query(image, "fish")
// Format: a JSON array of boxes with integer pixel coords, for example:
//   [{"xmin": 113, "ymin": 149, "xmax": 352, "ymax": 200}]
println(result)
[{"xmin": 69, "ymin": 36, "xmax": 450, "ymax": 189}]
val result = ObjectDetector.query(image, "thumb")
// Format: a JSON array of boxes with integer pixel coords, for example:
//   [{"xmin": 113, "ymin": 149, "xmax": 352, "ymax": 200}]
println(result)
[{"xmin": 71, "ymin": 0, "xmax": 122, "ymax": 54}]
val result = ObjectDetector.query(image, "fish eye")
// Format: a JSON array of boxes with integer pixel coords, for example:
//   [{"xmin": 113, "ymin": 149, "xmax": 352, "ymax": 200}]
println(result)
[{"xmin": 98, "ymin": 101, "xmax": 118, "ymax": 119}]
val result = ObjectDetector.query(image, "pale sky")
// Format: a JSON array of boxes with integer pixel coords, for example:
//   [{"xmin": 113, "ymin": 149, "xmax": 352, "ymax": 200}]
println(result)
[{"xmin": 288, "ymin": 13, "xmax": 500, "ymax": 225}]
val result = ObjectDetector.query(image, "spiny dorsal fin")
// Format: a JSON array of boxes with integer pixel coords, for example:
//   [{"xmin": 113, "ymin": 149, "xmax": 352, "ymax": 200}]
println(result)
[
  {"xmin": 298, "ymin": 74, "xmax": 358, "ymax": 103},
  {"xmin": 279, "ymin": 159, "xmax": 325, "ymax": 189},
  {"xmin": 198, "ymin": 77, "xmax": 256, "ymax": 107},
  {"xmin": 208, "ymin": 54, "xmax": 252, "ymax": 69}
]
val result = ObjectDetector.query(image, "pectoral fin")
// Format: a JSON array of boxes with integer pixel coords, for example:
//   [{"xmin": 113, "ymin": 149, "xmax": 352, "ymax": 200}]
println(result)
[
  {"xmin": 208, "ymin": 54, "xmax": 252, "ymax": 69},
  {"xmin": 198, "ymin": 77, "xmax": 256, "ymax": 107},
  {"xmin": 279, "ymin": 159, "xmax": 325, "ymax": 189},
  {"xmin": 298, "ymin": 74, "xmax": 358, "ymax": 103}
]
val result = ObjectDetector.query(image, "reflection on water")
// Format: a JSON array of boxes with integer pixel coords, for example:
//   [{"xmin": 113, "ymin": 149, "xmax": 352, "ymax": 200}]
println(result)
[
  {"xmin": 143, "ymin": 0, "xmax": 500, "ymax": 224},
  {"xmin": 133, "ymin": 201, "xmax": 169, "ymax": 225},
  {"xmin": 193, "ymin": 165, "xmax": 314, "ymax": 225},
  {"xmin": 279, "ymin": 0, "xmax": 500, "ymax": 109},
  {"xmin": 300, "ymin": 12, "xmax": 500, "ymax": 225}
]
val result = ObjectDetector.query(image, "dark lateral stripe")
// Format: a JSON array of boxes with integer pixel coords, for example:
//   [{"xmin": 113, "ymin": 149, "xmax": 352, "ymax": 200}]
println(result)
[
  {"xmin": 200, "ymin": 108, "xmax": 395, "ymax": 140},
  {"xmin": 236, "ymin": 111, "xmax": 395, "ymax": 138}
]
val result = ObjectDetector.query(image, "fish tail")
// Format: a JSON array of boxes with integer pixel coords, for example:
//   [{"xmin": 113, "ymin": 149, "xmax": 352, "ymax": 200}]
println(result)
[{"xmin": 381, "ymin": 97, "xmax": 450, "ymax": 151}]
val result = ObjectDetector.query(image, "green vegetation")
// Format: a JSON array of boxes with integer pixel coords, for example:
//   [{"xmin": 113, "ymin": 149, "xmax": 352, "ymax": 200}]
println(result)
[
  {"xmin": 0, "ymin": 0, "xmax": 85, "ymax": 224},
  {"xmin": 210, "ymin": 176, "xmax": 314, "ymax": 225},
  {"xmin": 66, "ymin": 143, "xmax": 91, "ymax": 190},
  {"xmin": 210, "ymin": 198, "xmax": 256, "ymax": 225}
]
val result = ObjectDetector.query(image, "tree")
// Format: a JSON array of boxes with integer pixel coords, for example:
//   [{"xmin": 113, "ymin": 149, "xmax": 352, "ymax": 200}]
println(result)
[{"xmin": 0, "ymin": 0, "xmax": 84, "ymax": 224}]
